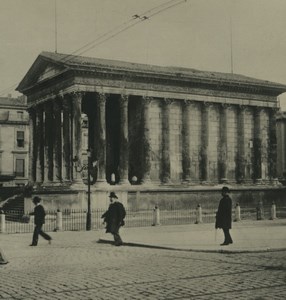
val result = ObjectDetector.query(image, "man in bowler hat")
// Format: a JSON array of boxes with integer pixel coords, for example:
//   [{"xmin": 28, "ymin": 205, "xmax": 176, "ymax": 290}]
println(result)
[
  {"xmin": 215, "ymin": 186, "xmax": 233, "ymax": 246},
  {"xmin": 29, "ymin": 196, "xmax": 52, "ymax": 246},
  {"xmin": 101, "ymin": 192, "xmax": 126, "ymax": 246}
]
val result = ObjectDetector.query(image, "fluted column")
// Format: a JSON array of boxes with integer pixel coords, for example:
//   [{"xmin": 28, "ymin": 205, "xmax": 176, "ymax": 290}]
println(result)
[
  {"xmin": 62, "ymin": 95, "xmax": 72, "ymax": 181},
  {"xmin": 161, "ymin": 98, "xmax": 172, "ymax": 184},
  {"xmin": 119, "ymin": 94, "xmax": 130, "ymax": 184},
  {"xmin": 28, "ymin": 108, "xmax": 36, "ymax": 184},
  {"xmin": 269, "ymin": 108, "xmax": 278, "ymax": 181},
  {"xmin": 182, "ymin": 100, "xmax": 192, "ymax": 183},
  {"xmin": 253, "ymin": 107, "xmax": 262, "ymax": 183},
  {"xmin": 96, "ymin": 92, "xmax": 108, "ymax": 185},
  {"xmin": 219, "ymin": 104, "xmax": 228, "ymax": 183},
  {"xmin": 142, "ymin": 96, "xmax": 152, "ymax": 184},
  {"xmin": 53, "ymin": 99, "xmax": 62, "ymax": 183},
  {"xmin": 44, "ymin": 101, "xmax": 54, "ymax": 183},
  {"xmin": 237, "ymin": 105, "xmax": 246, "ymax": 183},
  {"xmin": 36, "ymin": 107, "xmax": 44, "ymax": 183},
  {"xmin": 71, "ymin": 92, "xmax": 83, "ymax": 183},
  {"xmin": 201, "ymin": 102, "xmax": 210, "ymax": 182}
]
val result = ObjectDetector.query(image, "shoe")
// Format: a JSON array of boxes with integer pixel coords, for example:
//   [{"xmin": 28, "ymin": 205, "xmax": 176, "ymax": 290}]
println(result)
[
  {"xmin": 48, "ymin": 239, "xmax": 52, "ymax": 245},
  {"xmin": 114, "ymin": 242, "xmax": 123, "ymax": 246},
  {"xmin": 220, "ymin": 242, "xmax": 229, "ymax": 246},
  {"xmin": 29, "ymin": 244, "xmax": 37, "ymax": 246}
]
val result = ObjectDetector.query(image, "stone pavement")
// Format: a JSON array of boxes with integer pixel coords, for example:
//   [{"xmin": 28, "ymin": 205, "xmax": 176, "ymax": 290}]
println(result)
[
  {"xmin": 0, "ymin": 220, "xmax": 286, "ymax": 299},
  {"xmin": 99, "ymin": 219, "xmax": 286, "ymax": 253}
]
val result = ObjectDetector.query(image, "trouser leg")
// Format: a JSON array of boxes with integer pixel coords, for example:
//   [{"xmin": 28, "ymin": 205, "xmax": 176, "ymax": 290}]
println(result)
[
  {"xmin": 39, "ymin": 229, "xmax": 52, "ymax": 241},
  {"xmin": 223, "ymin": 228, "xmax": 233, "ymax": 243},
  {"xmin": 113, "ymin": 230, "xmax": 123, "ymax": 246},
  {"xmin": 32, "ymin": 225, "xmax": 41, "ymax": 245}
]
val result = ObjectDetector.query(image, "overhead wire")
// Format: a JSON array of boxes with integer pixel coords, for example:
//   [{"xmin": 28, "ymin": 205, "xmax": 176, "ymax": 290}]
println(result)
[{"xmin": 0, "ymin": 0, "xmax": 188, "ymax": 96}]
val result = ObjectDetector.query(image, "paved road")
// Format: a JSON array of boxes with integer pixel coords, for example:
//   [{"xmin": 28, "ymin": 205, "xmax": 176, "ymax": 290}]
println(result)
[{"xmin": 1, "ymin": 231, "xmax": 286, "ymax": 299}]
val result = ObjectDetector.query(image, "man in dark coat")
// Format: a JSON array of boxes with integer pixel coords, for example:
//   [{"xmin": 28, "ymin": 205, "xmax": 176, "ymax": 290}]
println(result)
[
  {"xmin": 215, "ymin": 186, "xmax": 233, "ymax": 246},
  {"xmin": 101, "ymin": 192, "xmax": 126, "ymax": 246},
  {"xmin": 30, "ymin": 196, "xmax": 52, "ymax": 246}
]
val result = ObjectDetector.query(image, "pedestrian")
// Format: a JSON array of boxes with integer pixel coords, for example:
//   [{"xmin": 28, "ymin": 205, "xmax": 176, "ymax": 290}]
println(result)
[
  {"xmin": 215, "ymin": 186, "xmax": 233, "ymax": 246},
  {"xmin": 101, "ymin": 192, "xmax": 126, "ymax": 246},
  {"xmin": 29, "ymin": 196, "xmax": 52, "ymax": 246}
]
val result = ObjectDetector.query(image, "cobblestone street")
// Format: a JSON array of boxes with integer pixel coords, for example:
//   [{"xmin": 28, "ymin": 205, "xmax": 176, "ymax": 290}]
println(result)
[{"xmin": 1, "ymin": 230, "xmax": 286, "ymax": 300}]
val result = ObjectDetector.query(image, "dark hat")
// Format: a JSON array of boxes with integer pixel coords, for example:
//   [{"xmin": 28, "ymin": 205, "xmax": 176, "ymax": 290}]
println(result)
[
  {"xmin": 32, "ymin": 196, "xmax": 41, "ymax": 203},
  {"xmin": 222, "ymin": 186, "xmax": 230, "ymax": 193},
  {"xmin": 109, "ymin": 192, "xmax": 118, "ymax": 199}
]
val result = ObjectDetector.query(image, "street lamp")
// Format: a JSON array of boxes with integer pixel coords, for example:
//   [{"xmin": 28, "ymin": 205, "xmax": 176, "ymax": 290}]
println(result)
[
  {"xmin": 72, "ymin": 149, "xmax": 94, "ymax": 231},
  {"xmin": 86, "ymin": 149, "xmax": 92, "ymax": 231}
]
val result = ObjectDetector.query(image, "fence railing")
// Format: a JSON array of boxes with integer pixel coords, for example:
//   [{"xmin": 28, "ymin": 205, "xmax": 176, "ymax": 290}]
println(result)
[{"xmin": 1, "ymin": 203, "xmax": 285, "ymax": 234}]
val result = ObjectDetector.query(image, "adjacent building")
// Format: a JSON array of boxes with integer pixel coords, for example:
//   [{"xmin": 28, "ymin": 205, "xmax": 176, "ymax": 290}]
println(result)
[
  {"xmin": 16, "ymin": 51, "xmax": 286, "ymax": 210},
  {"xmin": 0, "ymin": 96, "xmax": 29, "ymax": 186}
]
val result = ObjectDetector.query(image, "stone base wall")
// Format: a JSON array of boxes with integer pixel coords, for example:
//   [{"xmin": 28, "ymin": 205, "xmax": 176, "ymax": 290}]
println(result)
[
  {"xmin": 127, "ymin": 186, "xmax": 286, "ymax": 210},
  {"xmin": 25, "ymin": 185, "xmax": 286, "ymax": 212}
]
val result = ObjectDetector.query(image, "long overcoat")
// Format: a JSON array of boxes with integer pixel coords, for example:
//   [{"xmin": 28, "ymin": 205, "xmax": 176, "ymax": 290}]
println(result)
[
  {"xmin": 102, "ymin": 202, "xmax": 126, "ymax": 234},
  {"xmin": 215, "ymin": 195, "xmax": 232, "ymax": 229}
]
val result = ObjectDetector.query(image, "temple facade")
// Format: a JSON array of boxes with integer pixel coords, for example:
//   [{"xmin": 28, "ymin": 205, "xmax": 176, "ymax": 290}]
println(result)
[{"xmin": 17, "ymin": 52, "xmax": 286, "ymax": 210}]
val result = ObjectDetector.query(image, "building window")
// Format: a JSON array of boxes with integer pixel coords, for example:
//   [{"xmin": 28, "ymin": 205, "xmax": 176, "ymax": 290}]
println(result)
[
  {"xmin": 15, "ymin": 159, "xmax": 25, "ymax": 177},
  {"xmin": 17, "ymin": 131, "xmax": 24, "ymax": 147},
  {"xmin": 17, "ymin": 111, "xmax": 23, "ymax": 120}
]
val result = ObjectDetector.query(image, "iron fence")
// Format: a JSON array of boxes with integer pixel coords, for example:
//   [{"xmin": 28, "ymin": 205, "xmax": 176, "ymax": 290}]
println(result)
[{"xmin": 1, "ymin": 204, "xmax": 285, "ymax": 234}]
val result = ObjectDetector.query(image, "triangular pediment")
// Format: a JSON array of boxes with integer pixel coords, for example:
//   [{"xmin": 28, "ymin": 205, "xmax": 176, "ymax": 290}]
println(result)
[
  {"xmin": 37, "ymin": 64, "xmax": 64, "ymax": 82},
  {"xmin": 16, "ymin": 53, "xmax": 68, "ymax": 92}
]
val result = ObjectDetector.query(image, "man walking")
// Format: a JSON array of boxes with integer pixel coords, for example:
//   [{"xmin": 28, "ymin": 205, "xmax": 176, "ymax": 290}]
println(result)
[
  {"xmin": 30, "ymin": 196, "xmax": 52, "ymax": 246},
  {"xmin": 101, "ymin": 192, "xmax": 126, "ymax": 246},
  {"xmin": 215, "ymin": 186, "xmax": 233, "ymax": 246}
]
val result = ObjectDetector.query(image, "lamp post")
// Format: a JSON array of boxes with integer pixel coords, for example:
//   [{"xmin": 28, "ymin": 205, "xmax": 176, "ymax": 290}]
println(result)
[
  {"xmin": 86, "ymin": 149, "xmax": 91, "ymax": 231},
  {"xmin": 72, "ymin": 149, "xmax": 93, "ymax": 231}
]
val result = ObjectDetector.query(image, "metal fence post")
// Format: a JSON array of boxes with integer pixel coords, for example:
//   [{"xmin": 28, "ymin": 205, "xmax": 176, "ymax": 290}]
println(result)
[
  {"xmin": 56, "ymin": 210, "xmax": 63, "ymax": 231},
  {"xmin": 195, "ymin": 204, "xmax": 203, "ymax": 224},
  {"xmin": 152, "ymin": 206, "xmax": 161, "ymax": 226},
  {"xmin": 270, "ymin": 202, "xmax": 277, "ymax": 220},
  {"xmin": 0, "ymin": 211, "xmax": 5, "ymax": 233},
  {"xmin": 234, "ymin": 203, "xmax": 241, "ymax": 222}
]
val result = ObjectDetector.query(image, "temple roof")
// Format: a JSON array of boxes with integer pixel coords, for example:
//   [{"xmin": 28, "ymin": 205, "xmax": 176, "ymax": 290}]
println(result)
[{"xmin": 17, "ymin": 51, "xmax": 286, "ymax": 94}]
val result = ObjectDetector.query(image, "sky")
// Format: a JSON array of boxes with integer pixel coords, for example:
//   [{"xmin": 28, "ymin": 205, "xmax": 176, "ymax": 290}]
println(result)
[{"xmin": 1, "ymin": 0, "xmax": 286, "ymax": 108}]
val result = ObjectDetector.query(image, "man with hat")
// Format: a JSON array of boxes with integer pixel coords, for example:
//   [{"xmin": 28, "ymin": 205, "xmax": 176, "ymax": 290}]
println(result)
[
  {"xmin": 29, "ymin": 196, "xmax": 52, "ymax": 246},
  {"xmin": 101, "ymin": 192, "xmax": 126, "ymax": 246},
  {"xmin": 215, "ymin": 186, "xmax": 233, "ymax": 246}
]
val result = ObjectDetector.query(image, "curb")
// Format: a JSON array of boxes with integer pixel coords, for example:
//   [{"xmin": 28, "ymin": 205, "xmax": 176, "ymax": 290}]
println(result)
[{"xmin": 98, "ymin": 239, "xmax": 286, "ymax": 254}]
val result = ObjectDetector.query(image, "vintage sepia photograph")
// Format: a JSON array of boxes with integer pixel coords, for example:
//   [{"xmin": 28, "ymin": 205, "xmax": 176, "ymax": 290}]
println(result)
[{"xmin": 1, "ymin": 0, "xmax": 286, "ymax": 299}]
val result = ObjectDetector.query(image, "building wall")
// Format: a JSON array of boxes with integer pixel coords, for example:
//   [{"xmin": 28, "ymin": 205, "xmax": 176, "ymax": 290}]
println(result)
[{"xmin": 0, "ymin": 96, "xmax": 29, "ymax": 186}]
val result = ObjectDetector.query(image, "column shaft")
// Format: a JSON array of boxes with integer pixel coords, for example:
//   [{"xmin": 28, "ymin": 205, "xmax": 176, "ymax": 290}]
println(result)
[
  {"xmin": 201, "ymin": 103, "xmax": 210, "ymax": 182},
  {"xmin": 96, "ymin": 93, "xmax": 107, "ymax": 185},
  {"xmin": 161, "ymin": 99, "xmax": 171, "ymax": 183},
  {"xmin": 44, "ymin": 102, "xmax": 54, "ymax": 183},
  {"xmin": 182, "ymin": 101, "xmax": 191, "ymax": 182},
  {"xmin": 237, "ymin": 106, "xmax": 246, "ymax": 183},
  {"xmin": 53, "ymin": 99, "xmax": 62, "ymax": 182},
  {"xmin": 62, "ymin": 96, "xmax": 72, "ymax": 181},
  {"xmin": 219, "ymin": 104, "xmax": 228, "ymax": 183},
  {"xmin": 253, "ymin": 108, "xmax": 262, "ymax": 182},
  {"xmin": 71, "ymin": 92, "xmax": 83, "ymax": 182},
  {"xmin": 142, "ymin": 96, "xmax": 152, "ymax": 183},
  {"xmin": 269, "ymin": 108, "xmax": 278, "ymax": 180},
  {"xmin": 119, "ymin": 95, "xmax": 129, "ymax": 184}
]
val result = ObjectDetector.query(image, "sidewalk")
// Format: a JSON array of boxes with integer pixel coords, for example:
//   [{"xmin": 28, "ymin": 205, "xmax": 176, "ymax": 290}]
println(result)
[{"xmin": 99, "ymin": 219, "xmax": 286, "ymax": 253}]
